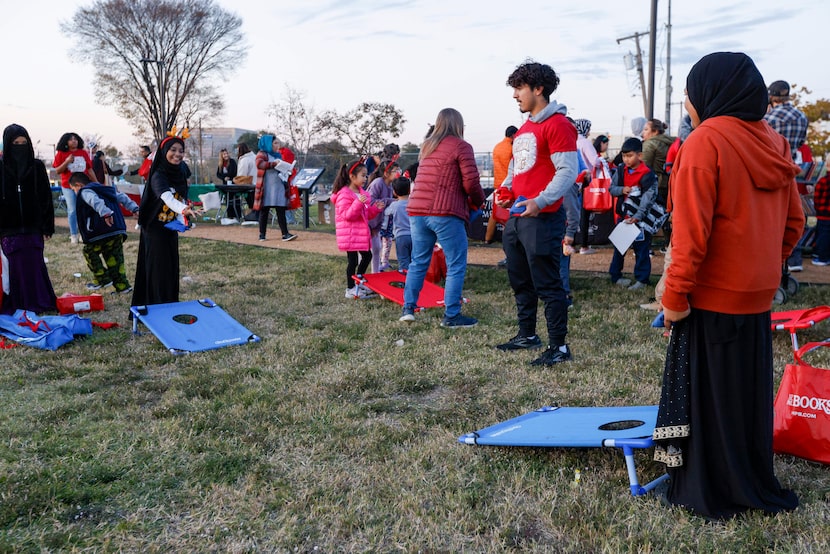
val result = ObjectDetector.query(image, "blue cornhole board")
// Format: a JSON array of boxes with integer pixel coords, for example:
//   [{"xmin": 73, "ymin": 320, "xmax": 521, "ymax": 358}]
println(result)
[
  {"xmin": 459, "ymin": 406, "xmax": 668, "ymax": 496},
  {"xmin": 131, "ymin": 298, "xmax": 260, "ymax": 354}
]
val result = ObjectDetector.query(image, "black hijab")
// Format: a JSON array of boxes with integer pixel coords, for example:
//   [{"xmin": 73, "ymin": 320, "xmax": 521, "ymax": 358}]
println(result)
[
  {"xmin": 2, "ymin": 124, "xmax": 35, "ymax": 177},
  {"xmin": 138, "ymin": 136, "xmax": 188, "ymax": 228},
  {"xmin": 686, "ymin": 52, "xmax": 768, "ymax": 123},
  {"xmin": 148, "ymin": 136, "xmax": 187, "ymax": 193}
]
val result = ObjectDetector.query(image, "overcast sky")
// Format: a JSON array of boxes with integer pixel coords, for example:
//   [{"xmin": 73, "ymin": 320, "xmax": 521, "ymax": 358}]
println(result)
[{"xmin": 3, "ymin": 0, "xmax": 828, "ymax": 159}]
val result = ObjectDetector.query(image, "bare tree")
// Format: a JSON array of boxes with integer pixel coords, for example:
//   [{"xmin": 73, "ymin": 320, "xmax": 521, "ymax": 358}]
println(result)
[
  {"xmin": 266, "ymin": 85, "xmax": 328, "ymax": 167},
  {"xmin": 317, "ymin": 102, "xmax": 406, "ymax": 156},
  {"xmin": 62, "ymin": 0, "xmax": 246, "ymax": 142}
]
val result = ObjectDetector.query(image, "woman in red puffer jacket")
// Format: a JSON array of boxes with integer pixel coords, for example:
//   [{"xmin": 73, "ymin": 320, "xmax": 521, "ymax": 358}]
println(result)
[{"xmin": 401, "ymin": 108, "xmax": 486, "ymax": 328}]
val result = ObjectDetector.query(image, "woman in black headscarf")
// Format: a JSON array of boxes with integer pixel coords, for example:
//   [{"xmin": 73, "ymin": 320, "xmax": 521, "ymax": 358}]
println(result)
[
  {"xmin": 131, "ymin": 135, "xmax": 201, "ymax": 308},
  {"xmin": 0, "ymin": 124, "xmax": 57, "ymax": 314},
  {"xmin": 653, "ymin": 52, "xmax": 803, "ymax": 519}
]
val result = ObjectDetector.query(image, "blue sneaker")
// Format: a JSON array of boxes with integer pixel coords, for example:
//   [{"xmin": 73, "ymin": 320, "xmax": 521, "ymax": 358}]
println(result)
[
  {"xmin": 440, "ymin": 313, "xmax": 478, "ymax": 328},
  {"xmin": 399, "ymin": 307, "xmax": 415, "ymax": 322}
]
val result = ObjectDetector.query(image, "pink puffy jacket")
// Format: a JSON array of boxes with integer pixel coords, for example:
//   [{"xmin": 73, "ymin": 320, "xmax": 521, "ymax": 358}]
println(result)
[{"xmin": 332, "ymin": 187, "xmax": 381, "ymax": 252}]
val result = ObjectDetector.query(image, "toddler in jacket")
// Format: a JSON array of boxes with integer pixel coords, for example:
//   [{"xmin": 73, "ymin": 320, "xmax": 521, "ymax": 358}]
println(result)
[
  {"xmin": 68, "ymin": 172, "xmax": 139, "ymax": 293},
  {"xmin": 384, "ymin": 177, "xmax": 412, "ymax": 271},
  {"xmin": 608, "ymin": 137, "xmax": 658, "ymax": 290},
  {"xmin": 331, "ymin": 159, "xmax": 383, "ymax": 299}
]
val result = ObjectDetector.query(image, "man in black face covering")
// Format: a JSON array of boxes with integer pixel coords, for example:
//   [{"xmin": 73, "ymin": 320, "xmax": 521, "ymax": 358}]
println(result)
[{"xmin": 0, "ymin": 124, "xmax": 57, "ymax": 314}]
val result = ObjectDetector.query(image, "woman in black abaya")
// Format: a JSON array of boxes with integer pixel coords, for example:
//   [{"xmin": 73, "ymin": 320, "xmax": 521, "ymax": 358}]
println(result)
[
  {"xmin": 0, "ymin": 124, "xmax": 57, "ymax": 314},
  {"xmin": 653, "ymin": 52, "xmax": 802, "ymax": 519},
  {"xmin": 131, "ymin": 135, "xmax": 200, "ymax": 308}
]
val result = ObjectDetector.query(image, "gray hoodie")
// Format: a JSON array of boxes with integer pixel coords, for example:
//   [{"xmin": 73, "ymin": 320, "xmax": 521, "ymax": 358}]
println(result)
[{"xmin": 502, "ymin": 100, "xmax": 579, "ymax": 210}]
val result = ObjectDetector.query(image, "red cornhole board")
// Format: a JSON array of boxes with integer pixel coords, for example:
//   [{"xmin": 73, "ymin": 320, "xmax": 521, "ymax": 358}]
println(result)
[
  {"xmin": 352, "ymin": 271, "xmax": 467, "ymax": 310},
  {"xmin": 771, "ymin": 305, "xmax": 830, "ymax": 353}
]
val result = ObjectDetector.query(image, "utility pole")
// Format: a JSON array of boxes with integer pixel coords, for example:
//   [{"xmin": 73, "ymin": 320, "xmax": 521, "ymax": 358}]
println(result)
[
  {"xmin": 617, "ymin": 31, "xmax": 650, "ymax": 117},
  {"xmin": 648, "ymin": 0, "xmax": 659, "ymax": 119},
  {"xmin": 664, "ymin": 0, "xmax": 673, "ymax": 130}
]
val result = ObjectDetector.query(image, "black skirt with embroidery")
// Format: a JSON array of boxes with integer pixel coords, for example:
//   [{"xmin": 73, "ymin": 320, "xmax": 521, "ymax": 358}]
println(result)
[{"xmin": 654, "ymin": 309, "xmax": 798, "ymax": 519}]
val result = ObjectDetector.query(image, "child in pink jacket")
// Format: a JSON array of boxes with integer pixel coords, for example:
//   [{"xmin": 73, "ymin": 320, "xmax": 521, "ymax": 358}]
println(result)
[{"xmin": 331, "ymin": 159, "xmax": 383, "ymax": 299}]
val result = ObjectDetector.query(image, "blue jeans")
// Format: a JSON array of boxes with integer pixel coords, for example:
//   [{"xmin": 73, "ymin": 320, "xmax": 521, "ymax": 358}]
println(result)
[
  {"xmin": 609, "ymin": 228, "xmax": 652, "ymax": 284},
  {"xmin": 560, "ymin": 249, "xmax": 571, "ymax": 296},
  {"xmin": 815, "ymin": 219, "xmax": 830, "ymax": 262},
  {"xmin": 404, "ymin": 216, "xmax": 468, "ymax": 318},
  {"xmin": 62, "ymin": 187, "xmax": 78, "ymax": 235},
  {"xmin": 396, "ymin": 234, "xmax": 413, "ymax": 271}
]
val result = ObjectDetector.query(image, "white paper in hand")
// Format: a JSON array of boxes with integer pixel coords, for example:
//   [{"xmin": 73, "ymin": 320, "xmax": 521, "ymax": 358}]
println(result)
[{"xmin": 609, "ymin": 220, "xmax": 642, "ymax": 254}]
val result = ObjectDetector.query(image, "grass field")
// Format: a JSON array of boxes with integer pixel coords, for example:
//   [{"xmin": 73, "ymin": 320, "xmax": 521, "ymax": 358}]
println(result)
[{"xmin": 1, "ymin": 229, "xmax": 829, "ymax": 552}]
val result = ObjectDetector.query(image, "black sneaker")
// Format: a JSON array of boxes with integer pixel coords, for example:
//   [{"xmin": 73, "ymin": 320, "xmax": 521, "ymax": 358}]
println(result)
[
  {"xmin": 530, "ymin": 344, "xmax": 573, "ymax": 366},
  {"xmin": 440, "ymin": 313, "xmax": 478, "ymax": 328},
  {"xmin": 282, "ymin": 233, "xmax": 298, "ymax": 242},
  {"xmin": 496, "ymin": 334, "xmax": 543, "ymax": 351},
  {"xmin": 86, "ymin": 281, "xmax": 113, "ymax": 291}
]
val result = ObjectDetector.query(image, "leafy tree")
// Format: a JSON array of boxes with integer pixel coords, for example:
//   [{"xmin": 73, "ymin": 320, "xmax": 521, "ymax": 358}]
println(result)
[
  {"xmin": 306, "ymin": 140, "xmax": 351, "ymax": 184},
  {"xmin": 237, "ymin": 131, "xmax": 266, "ymax": 154},
  {"xmin": 792, "ymin": 86, "xmax": 830, "ymax": 158},
  {"xmin": 317, "ymin": 102, "xmax": 406, "ymax": 156},
  {"xmin": 266, "ymin": 85, "xmax": 327, "ymax": 167},
  {"xmin": 400, "ymin": 142, "xmax": 420, "ymax": 154},
  {"xmin": 62, "ymin": 0, "xmax": 246, "ymax": 142}
]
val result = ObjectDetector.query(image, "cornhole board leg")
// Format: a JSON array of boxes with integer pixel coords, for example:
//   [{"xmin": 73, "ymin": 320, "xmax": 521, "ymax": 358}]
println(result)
[
  {"xmin": 603, "ymin": 438, "xmax": 670, "ymax": 496},
  {"xmin": 130, "ymin": 298, "xmax": 260, "ymax": 354}
]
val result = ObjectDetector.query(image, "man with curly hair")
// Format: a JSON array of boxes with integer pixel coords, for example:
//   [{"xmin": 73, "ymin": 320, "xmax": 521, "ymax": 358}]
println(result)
[{"xmin": 494, "ymin": 60, "xmax": 578, "ymax": 366}]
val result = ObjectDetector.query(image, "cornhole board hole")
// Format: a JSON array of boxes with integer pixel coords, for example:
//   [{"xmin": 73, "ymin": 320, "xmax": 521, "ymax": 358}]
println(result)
[
  {"xmin": 459, "ymin": 405, "xmax": 669, "ymax": 497},
  {"xmin": 130, "ymin": 298, "xmax": 260, "ymax": 354},
  {"xmin": 352, "ymin": 272, "xmax": 467, "ymax": 310}
]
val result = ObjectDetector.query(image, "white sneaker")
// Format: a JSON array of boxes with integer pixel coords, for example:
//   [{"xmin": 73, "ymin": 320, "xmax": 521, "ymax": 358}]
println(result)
[
  {"xmin": 614, "ymin": 278, "xmax": 632, "ymax": 287},
  {"xmin": 345, "ymin": 287, "xmax": 358, "ymax": 299},
  {"xmin": 70, "ymin": 234, "xmax": 79, "ymax": 244},
  {"xmin": 356, "ymin": 284, "xmax": 377, "ymax": 299}
]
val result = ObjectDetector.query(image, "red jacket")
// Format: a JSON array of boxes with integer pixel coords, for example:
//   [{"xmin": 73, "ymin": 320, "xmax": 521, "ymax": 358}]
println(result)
[
  {"xmin": 407, "ymin": 136, "xmax": 485, "ymax": 222},
  {"xmin": 814, "ymin": 176, "xmax": 830, "ymax": 221},
  {"xmin": 664, "ymin": 116, "xmax": 804, "ymax": 314}
]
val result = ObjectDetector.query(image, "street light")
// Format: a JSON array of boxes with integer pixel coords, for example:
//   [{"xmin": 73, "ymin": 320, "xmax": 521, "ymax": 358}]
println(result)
[{"xmin": 140, "ymin": 58, "xmax": 165, "ymax": 138}]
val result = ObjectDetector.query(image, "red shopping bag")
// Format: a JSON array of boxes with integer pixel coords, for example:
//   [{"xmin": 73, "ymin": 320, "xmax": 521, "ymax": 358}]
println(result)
[
  {"xmin": 773, "ymin": 340, "xmax": 830, "ymax": 464},
  {"xmin": 425, "ymin": 245, "xmax": 447, "ymax": 284},
  {"xmin": 582, "ymin": 166, "xmax": 613, "ymax": 212},
  {"xmin": 288, "ymin": 184, "xmax": 302, "ymax": 210}
]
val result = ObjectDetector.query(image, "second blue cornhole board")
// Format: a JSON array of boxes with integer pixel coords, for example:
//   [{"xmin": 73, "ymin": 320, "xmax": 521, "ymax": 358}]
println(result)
[
  {"xmin": 131, "ymin": 298, "xmax": 260, "ymax": 354},
  {"xmin": 459, "ymin": 405, "xmax": 667, "ymax": 496},
  {"xmin": 459, "ymin": 406, "xmax": 657, "ymax": 448}
]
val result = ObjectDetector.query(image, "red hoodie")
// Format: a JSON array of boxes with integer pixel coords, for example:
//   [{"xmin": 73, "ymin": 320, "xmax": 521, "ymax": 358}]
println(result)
[{"xmin": 663, "ymin": 116, "xmax": 804, "ymax": 314}]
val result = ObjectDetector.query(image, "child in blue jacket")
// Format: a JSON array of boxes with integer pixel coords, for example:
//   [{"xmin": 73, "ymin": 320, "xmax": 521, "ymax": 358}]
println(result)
[{"xmin": 69, "ymin": 172, "xmax": 139, "ymax": 293}]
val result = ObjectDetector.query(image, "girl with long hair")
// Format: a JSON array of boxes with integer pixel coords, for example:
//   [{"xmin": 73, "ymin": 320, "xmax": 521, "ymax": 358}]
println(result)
[
  {"xmin": 53, "ymin": 132, "xmax": 97, "ymax": 243},
  {"xmin": 367, "ymin": 159, "xmax": 401, "ymax": 271}
]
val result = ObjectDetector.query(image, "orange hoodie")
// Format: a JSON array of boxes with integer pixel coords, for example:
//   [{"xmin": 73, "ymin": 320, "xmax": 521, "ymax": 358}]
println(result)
[{"xmin": 663, "ymin": 116, "xmax": 804, "ymax": 314}]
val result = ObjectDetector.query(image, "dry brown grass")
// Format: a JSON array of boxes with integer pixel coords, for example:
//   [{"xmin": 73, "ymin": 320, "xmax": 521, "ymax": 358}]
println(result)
[{"xmin": 0, "ymin": 224, "xmax": 828, "ymax": 552}]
